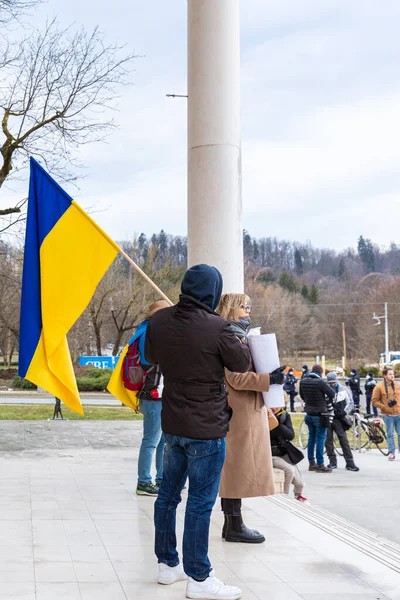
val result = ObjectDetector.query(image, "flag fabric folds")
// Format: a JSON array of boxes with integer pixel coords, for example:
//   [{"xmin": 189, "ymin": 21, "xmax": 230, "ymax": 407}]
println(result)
[
  {"xmin": 19, "ymin": 158, "xmax": 120, "ymax": 415},
  {"xmin": 106, "ymin": 344, "xmax": 140, "ymax": 411}
]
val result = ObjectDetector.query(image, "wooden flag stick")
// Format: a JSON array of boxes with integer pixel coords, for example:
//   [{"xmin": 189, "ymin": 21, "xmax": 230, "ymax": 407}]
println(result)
[{"xmin": 119, "ymin": 248, "xmax": 174, "ymax": 306}]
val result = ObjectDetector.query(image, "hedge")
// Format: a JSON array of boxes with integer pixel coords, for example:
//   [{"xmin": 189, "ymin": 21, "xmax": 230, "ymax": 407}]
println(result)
[{"xmin": 12, "ymin": 366, "xmax": 112, "ymax": 392}]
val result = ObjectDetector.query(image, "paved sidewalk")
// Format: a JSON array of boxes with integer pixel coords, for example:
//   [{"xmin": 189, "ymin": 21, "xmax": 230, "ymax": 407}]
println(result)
[
  {"xmin": 1, "ymin": 421, "xmax": 400, "ymax": 600},
  {"xmin": 299, "ymin": 447, "xmax": 400, "ymax": 545}
]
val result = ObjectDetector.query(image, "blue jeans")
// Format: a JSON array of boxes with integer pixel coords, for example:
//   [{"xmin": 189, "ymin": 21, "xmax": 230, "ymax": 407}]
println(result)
[
  {"xmin": 154, "ymin": 434, "xmax": 226, "ymax": 580},
  {"xmin": 305, "ymin": 415, "xmax": 328, "ymax": 466},
  {"xmin": 383, "ymin": 415, "xmax": 400, "ymax": 455},
  {"xmin": 138, "ymin": 399, "xmax": 164, "ymax": 485}
]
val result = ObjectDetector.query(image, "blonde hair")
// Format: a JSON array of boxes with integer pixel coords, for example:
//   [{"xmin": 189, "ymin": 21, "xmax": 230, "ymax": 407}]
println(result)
[
  {"xmin": 145, "ymin": 300, "xmax": 170, "ymax": 319},
  {"xmin": 216, "ymin": 293, "xmax": 251, "ymax": 322}
]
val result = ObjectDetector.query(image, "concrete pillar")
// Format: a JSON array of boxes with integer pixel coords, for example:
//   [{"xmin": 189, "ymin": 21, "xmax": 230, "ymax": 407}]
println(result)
[{"xmin": 187, "ymin": 0, "xmax": 243, "ymax": 293}]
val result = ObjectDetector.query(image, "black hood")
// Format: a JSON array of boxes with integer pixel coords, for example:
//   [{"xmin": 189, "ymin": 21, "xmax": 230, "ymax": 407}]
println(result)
[{"xmin": 181, "ymin": 264, "xmax": 223, "ymax": 310}]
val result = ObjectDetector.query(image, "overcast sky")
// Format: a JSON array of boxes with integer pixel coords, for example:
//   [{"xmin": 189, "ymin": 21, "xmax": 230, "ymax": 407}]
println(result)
[{"xmin": 2, "ymin": 0, "xmax": 400, "ymax": 251}]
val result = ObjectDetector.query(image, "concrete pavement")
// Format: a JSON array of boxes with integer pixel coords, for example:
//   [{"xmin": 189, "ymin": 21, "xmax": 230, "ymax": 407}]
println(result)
[
  {"xmin": 299, "ymin": 447, "xmax": 400, "ymax": 545},
  {"xmin": 1, "ymin": 421, "xmax": 400, "ymax": 599}
]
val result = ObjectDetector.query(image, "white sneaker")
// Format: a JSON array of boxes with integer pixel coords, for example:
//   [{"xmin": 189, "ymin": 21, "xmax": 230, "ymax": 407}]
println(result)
[
  {"xmin": 186, "ymin": 571, "xmax": 242, "ymax": 599},
  {"xmin": 388, "ymin": 453, "xmax": 396, "ymax": 461},
  {"xmin": 158, "ymin": 562, "xmax": 187, "ymax": 585}
]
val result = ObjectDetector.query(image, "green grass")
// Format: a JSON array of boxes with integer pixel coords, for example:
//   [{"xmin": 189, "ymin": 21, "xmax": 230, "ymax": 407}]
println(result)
[
  {"xmin": 0, "ymin": 405, "xmax": 143, "ymax": 420},
  {"xmin": 291, "ymin": 413, "xmax": 304, "ymax": 445}
]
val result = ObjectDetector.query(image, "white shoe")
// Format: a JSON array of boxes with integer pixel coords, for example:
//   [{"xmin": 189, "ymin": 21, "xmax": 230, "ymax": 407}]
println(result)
[
  {"xmin": 186, "ymin": 571, "xmax": 242, "ymax": 599},
  {"xmin": 388, "ymin": 453, "xmax": 396, "ymax": 461},
  {"xmin": 158, "ymin": 562, "xmax": 187, "ymax": 585}
]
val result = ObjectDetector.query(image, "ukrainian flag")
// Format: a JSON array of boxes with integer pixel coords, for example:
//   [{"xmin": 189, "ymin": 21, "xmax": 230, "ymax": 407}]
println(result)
[{"xmin": 19, "ymin": 158, "xmax": 120, "ymax": 415}]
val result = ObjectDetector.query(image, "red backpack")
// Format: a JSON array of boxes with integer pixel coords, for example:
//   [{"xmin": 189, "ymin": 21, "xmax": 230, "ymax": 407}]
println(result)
[{"xmin": 122, "ymin": 337, "xmax": 152, "ymax": 392}]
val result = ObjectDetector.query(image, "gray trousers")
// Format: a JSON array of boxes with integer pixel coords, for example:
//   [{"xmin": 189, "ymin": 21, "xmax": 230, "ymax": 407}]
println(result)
[
  {"xmin": 272, "ymin": 455, "xmax": 305, "ymax": 496},
  {"xmin": 325, "ymin": 419, "xmax": 354, "ymax": 464}
]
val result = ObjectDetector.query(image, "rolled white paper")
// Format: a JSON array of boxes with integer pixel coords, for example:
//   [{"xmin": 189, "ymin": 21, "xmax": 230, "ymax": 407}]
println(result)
[
  {"xmin": 248, "ymin": 327, "xmax": 261, "ymax": 336},
  {"xmin": 248, "ymin": 333, "xmax": 284, "ymax": 408}
]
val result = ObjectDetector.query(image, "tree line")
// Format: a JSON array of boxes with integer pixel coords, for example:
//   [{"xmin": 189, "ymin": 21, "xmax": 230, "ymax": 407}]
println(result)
[{"xmin": 1, "ymin": 231, "xmax": 400, "ymax": 369}]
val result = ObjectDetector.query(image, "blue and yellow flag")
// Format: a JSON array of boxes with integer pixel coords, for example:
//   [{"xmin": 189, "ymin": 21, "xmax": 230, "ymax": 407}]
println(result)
[{"xmin": 19, "ymin": 158, "xmax": 120, "ymax": 415}]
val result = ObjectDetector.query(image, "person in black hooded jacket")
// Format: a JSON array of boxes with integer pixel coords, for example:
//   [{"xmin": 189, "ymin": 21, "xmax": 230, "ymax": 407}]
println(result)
[{"xmin": 145, "ymin": 264, "xmax": 250, "ymax": 598}]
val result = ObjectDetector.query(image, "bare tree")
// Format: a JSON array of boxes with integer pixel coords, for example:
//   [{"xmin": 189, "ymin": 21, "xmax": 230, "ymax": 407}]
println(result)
[
  {"xmin": 0, "ymin": 241, "xmax": 21, "ymax": 366},
  {"xmin": 0, "ymin": 18, "xmax": 135, "ymax": 227},
  {"xmin": 110, "ymin": 294, "xmax": 147, "ymax": 356},
  {"xmin": 0, "ymin": 0, "xmax": 41, "ymax": 23}
]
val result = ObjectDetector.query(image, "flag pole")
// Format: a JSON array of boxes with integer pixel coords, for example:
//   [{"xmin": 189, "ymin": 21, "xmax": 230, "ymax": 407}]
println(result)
[
  {"xmin": 119, "ymin": 249, "xmax": 174, "ymax": 306},
  {"xmin": 71, "ymin": 200, "xmax": 173, "ymax": 305}
]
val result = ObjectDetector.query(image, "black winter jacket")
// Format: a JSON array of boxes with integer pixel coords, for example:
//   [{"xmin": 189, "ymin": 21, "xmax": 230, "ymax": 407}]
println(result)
[
  {"xmin": 270, "ymin": 410, "xmax": 295, "ymax": 457},
  {"xmin": 299, "ymin": 373, "xmax": 335, "ymax": 416},
  {"xmin": 145, "ymin": 295, "xmax": 250, "ymax": 439},
  {"xmin": 284, "ymin": 374, "xmax": 297, "ymax": 394},
  {"xmin": 348, "ymin": 374, "xmax": 361, "ymax": 396},
  {"xmin": 365, "ymin": 377, "xmax": 377, "ymax": 397}
]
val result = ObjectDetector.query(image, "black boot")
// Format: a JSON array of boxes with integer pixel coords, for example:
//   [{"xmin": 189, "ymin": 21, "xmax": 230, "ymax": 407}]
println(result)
[
  {"xmin": 222, "ymin": 515, "xmax": 228, "ymax": 539},
  {"xmin": 222, "ymin": 514, "xmax": 261, "ymax": 539},
  {"xmin": 225, "ymin": 515, "xmax": 265, "ymax": 543}
]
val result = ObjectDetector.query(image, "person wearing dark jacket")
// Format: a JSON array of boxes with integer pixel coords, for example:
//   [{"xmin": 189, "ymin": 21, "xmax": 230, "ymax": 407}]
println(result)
[
  {"xmin": 301, "ymin": 365, "xmax": 309, "ymax": 379},
  {"xmin": 325, "ymin": 372, "xmax": 359, "ymax": 471},
  {"xmin": 145, "ymin": 264, "xmax": 250, "ymax": 600},
  {"xmin": 270, "ymin": 407, "xmax": 308, "ymax": 502},
  {"xmin": 299, "ymin": 364, "xmax": 335, "ymax": 473},
  {"xmin": 284, "ymin": 369, "xmax": 298, "ymax": 412},
  {"xmin": 347, "ymin": 368, "xmax": 362, "ymax": 412},
  {"xmin": 365, "ymin": 371, "xmax": 378, "ymax": 416},
  {"xmin": 134, "ymin": 301, "xmax": 170, "ymax": 497}
]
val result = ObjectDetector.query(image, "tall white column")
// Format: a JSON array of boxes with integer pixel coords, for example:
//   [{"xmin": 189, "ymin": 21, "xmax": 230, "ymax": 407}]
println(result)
[{"xmin": 187, "ymin": 0, "xmax": 243, "ymax": 293}]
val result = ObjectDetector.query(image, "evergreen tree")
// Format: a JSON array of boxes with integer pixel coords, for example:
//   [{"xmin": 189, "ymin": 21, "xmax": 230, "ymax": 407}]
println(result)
[
  {"xmin": 253, "ymin": 240, "xmax": 260, "ymax": 263},
  {"xmin": 301, "ymin": 285, "xmax": 309, "ymax": 300},
  {"xmin": 243, "ymin": 229, "xmax": 252, "ymax": 260},
  {"xmin": 279, "ymin": 270, "xmax": 298, "ymax": 293},
  {"xmin": 338, "ymin": 257, "xmax": 346, "ymax": 280},
  {"xmin": 309, "ymin": 284, "xmax": 319, "ymax": 305},
  {"xmin": 357, "ymin": 235, "xmax": 375, "ymax": 273},
  {"xmin": 158, "ymin": 230, "xmax": 168, "ymax": 258},
  {"xmin": 294, "ymin": 249, "xmax": 303, "ymax": 275},
  {"xmin": 257, "ymin": 270, "xmax": 276, "ymax": 286}
]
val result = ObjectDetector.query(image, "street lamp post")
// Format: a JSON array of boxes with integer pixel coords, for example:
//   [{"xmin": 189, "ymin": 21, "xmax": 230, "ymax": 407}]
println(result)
[{"xmin": 373, "ymin": 302, "xmax": 389, "ymax": 363}]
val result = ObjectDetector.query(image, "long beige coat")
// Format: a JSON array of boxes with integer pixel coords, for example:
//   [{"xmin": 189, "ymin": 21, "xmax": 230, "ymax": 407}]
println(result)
[{"xmin": 219, "ymin": 369, "xmax": 275, "ymax": 499}]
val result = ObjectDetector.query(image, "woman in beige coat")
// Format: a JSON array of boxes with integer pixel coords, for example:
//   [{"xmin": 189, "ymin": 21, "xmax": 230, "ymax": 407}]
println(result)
[{"xmin": 216, "ymin": 293, "xmax": 285, "ymax": 543}]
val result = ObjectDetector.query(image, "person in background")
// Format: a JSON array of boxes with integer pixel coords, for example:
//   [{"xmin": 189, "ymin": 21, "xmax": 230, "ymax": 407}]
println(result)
[
  {"xmin": 372, "ymin": 367, "xmax": 400, "ymax": 461},
  {"xmin": 347, "ymin": 368, "xmax": 362, "ymax": 412},
  {"xmin": 325, "ymin": 372, "xmax": 359, "ymax": 472},
  {"xmin": 217, "ymin": 293, "xmax": 285, "ymax": 544},
  {"xmin": 270, "ymin": 406, "xmax": 308, "ymax": 503},
  {"xmin": 284, "ymin": 368, "xmax": 298, "ymax": 412},
  {"xmin": 300, "ymin": 364, "xmax": 335, "ymax": 473},
  {"xmin": 365, "ymin": 371, "xmax": 378, "ymax": 416},
  {"xmin": 134, "ymin": 300, "xmax": 170, "ymax": 496},
  {"xmin": 301, "ymin": 365, "xmax": 309, "ymax": 379},
  {"xmin": 145, "ymin": 264, "xmax": 250, "ymax": 600}
]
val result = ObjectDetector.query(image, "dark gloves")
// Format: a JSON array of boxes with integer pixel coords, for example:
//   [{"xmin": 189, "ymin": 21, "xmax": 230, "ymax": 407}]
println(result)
[
  {"xmin": 388, "ymin": 399, "xmax": 398, "ymax": 408},
  {"xmin": 269, "ymin": 366, "xmax": 286, "ymax": 385}
]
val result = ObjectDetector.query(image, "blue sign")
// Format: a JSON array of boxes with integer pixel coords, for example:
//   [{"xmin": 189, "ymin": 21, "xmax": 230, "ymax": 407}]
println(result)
[{"xmin": 79, "ymin": 356, "xmax": 120, "ymax": 370}]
